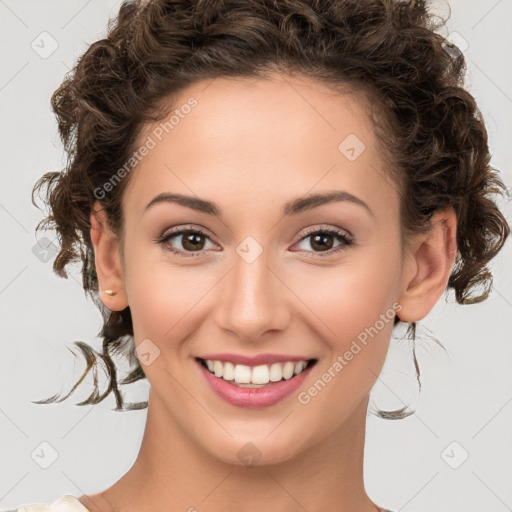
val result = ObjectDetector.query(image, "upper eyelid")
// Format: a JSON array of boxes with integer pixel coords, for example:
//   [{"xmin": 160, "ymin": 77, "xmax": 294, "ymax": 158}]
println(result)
[{"xmin": 299, "ymin": 225, "xmax": 352, "ymax": 240}]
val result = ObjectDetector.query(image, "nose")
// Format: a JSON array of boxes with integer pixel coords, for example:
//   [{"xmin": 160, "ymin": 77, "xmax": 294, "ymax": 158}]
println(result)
[{"xmin": 213, "ymin": 248, "xmax": 291, "ymax": 342}]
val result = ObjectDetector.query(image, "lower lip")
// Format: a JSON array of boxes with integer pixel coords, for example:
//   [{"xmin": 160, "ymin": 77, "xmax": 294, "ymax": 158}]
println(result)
[{"xmin": 196, "ymin": 359, "xmax": 315, "ymax": 408}]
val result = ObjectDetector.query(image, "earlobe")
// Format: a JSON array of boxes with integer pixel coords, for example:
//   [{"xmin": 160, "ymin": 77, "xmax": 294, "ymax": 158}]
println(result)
[
  {"xmin": 397, "ymin": 208, "xmax": 457, "ymax": 323},
  {"xmin": 90, "ymin": 201, "xmax": 128, "ymax": 311}
]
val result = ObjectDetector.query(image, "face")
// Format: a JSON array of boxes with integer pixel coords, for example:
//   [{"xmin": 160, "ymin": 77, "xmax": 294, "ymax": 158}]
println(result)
[{"xmin": 98, "ymin": 73, "xmax": 412, "ymax": 465}]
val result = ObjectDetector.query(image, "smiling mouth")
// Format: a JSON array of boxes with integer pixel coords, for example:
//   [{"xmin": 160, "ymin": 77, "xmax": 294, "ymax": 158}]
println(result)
[{"xmin": 196, "ymin": 357, "xmax": 318, "ymax": 388}]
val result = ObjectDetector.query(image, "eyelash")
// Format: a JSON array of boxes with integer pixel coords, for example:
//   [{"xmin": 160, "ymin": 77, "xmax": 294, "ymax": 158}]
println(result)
[{"xmin": 155, "ymin": 225, "xmax": 354, "ymax": 259}]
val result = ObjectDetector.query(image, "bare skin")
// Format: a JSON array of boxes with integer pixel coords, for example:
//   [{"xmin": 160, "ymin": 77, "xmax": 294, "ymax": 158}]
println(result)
[{"xmin": 79, "ymin": 72, "xmax": 457, "ymax": 512}]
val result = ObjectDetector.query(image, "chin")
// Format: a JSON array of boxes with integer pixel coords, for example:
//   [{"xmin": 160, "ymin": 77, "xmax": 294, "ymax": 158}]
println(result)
[{"xmin": 199, "ymin": 428, "xmax": 313, "ymax": 468}]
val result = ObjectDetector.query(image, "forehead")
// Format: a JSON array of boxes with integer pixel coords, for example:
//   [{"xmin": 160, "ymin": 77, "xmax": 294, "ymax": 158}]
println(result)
[{"xmin": 123, "ymin": 73, "xmax": 398, "ymax": 222}]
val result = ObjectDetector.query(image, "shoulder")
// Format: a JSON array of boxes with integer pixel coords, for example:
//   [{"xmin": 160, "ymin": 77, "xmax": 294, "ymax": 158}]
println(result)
[{"xmin": 3, "ymin": 495, "xmax": 90, "ymax": 512}]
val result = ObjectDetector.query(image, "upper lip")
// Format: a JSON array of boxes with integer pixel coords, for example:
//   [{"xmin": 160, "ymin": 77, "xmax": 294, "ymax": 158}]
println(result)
[{"xmin": 196, "ymin": 353, "xmax": 316, "ymax": 366}]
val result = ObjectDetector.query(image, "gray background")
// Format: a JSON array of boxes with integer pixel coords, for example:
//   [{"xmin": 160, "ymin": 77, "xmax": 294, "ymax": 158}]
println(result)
[{"xmin": 1, "ymin": 1, "xmax": 511, "ymax": 511}]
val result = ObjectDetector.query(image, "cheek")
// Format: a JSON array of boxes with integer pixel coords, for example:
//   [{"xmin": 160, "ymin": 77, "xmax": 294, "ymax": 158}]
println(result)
[
  {"xmin": 303, "ymin": 246, "xmax": 402, "ymax": 343},
  {"xmin": 297, "ymin": 247, "xmax": 402, "ymax": 402},
  {"xmin": 122, "ymin": 241, "xmax": 204, "ymax": 346},
  {"xmin": 331, "ymin": 269, "xmax": 397, "ymax": 341}
]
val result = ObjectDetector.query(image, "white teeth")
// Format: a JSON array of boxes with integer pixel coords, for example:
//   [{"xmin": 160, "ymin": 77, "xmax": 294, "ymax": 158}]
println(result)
[
  {"xmin": 282, "ymin": 361, "xmax": 295, "ymax": 380},
  {"xmin": 234, "ymin": 364, "xmax": 251, "ymax": 383},
  {"xmin": 269, "ymin": 363, "xmax": 283, "ymax": 382},
  {"xmin": 201, "ymin": 358, "xmax": 311, "ymax": 385},
  {"xmin": 251, "ymin": 364, "xmax": 270, "ymax": 384},
  {"xmin": 213, "ymin": 360, "xmax": 223, "ymax": 378},
  {"xmin": 223, "ymin": 361, "xmax": 235, "ymax": 381}
]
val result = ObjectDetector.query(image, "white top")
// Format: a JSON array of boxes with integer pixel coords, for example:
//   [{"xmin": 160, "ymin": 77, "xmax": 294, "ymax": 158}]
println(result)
[
  {"xmin": 3, "ymin": 495, "xmax": 90, "ymax": 512},
  {"xmin": 5, "ymin": 494, "xmax": 396, "ymax": 512}
]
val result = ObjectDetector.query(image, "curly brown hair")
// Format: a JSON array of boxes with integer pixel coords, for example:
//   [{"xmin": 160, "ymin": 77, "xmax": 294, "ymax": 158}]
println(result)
[{"xmin": 31, "ymin": 0, "xmax": 509, "ymax": 417}]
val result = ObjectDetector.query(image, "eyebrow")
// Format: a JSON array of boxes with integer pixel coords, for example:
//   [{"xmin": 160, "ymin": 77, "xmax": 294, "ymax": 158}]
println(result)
[{"xmin": 144, "ymin": 190, "xmax": 374, "ymax": 218}]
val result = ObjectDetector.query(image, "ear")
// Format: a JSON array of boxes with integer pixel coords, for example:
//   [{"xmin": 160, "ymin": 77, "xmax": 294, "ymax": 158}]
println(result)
[
  {"xmin": 397, "ymin": 207, "xmax": 458, "ymax": 322},
  {"xmin": 90, "ymin": 200, "xmax": 128, "ymax": 311}
]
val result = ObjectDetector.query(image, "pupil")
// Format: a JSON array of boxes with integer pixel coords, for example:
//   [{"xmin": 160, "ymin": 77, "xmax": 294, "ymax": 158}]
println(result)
[
  {"xmin": 311, "ymin": 233, "xmax": 333, "ymax": 251},
  {"xmin": 183, "ymin": 232, "xmax": 204, "ymax": 251}
]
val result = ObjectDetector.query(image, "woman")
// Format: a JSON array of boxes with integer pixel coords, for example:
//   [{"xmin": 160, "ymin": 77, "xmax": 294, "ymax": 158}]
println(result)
[{"xmin": 10, "ymin": 0, "xmax": 509, "ymax": 511}]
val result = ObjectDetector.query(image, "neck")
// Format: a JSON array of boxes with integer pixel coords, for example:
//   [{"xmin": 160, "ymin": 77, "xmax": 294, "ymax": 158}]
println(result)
[{"xmin": 93, "ymin": 391, "xmax": 379, "ymax": 512}]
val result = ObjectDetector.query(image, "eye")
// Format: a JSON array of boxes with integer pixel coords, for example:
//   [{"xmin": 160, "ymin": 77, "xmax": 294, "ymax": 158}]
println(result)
[
  {"xmin": 156, "ymin": 225, "xmax": 218, "ymax": 258},
  {"xmin": 156, "ymin": 225, "xmax": 354, "ymax": 258},
  {"xmin": 291, "ymin": 227, "xmax": 353, "ymax": 257}
]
